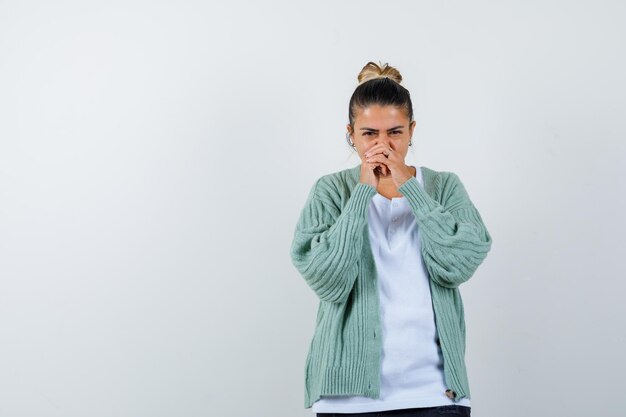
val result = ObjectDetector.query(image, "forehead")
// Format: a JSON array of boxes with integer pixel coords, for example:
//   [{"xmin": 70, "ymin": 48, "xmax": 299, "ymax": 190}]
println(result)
[{"xmin": 354, "ymin": 105, "xmax": 409, "ymax": 126}]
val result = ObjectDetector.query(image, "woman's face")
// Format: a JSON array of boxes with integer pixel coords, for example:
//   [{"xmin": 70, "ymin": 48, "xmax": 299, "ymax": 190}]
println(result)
[{"xmin": 347, "ymin": 104, "xmax": 415, "ymax": 163}]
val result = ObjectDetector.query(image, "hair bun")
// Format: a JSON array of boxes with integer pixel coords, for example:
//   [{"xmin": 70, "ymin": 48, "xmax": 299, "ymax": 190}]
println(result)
[{"xmin": 357, "ymin": 61, "xmax": 403, "ymax": 85}]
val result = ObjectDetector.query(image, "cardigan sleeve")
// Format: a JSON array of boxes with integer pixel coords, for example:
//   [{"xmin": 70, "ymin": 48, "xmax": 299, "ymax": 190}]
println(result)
[
  {"xmin": 290, "ymin": 179, "xmax": 377, "ymax": 303},
  {"xmin": 398, "ymin": 172, "xmax": 493, "ymax": 289}
]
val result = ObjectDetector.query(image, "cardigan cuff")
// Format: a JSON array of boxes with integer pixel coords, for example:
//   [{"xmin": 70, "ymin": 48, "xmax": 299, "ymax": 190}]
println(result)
[
  {"xmin": 397, "ymin": 176, "xmax": 438, "ymax": 214},
  {"xmin": 344, "ymin": 182, "xmax": 377, "ymax": 218}
]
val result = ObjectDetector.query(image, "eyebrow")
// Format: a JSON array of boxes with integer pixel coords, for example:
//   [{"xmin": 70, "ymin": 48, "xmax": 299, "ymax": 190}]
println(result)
[{"xmin": 359, "ymin": 125, "xmax": 405, "ymax": 132}]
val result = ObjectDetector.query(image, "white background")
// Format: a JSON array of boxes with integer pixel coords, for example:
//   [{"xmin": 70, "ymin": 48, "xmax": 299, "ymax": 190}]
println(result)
[{"xmin": 1, "ymin": 1, "xmax": 624, "ymax": 416}]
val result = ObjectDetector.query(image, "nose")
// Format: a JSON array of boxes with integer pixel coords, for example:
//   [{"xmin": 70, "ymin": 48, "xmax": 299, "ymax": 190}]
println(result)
[{"xmin": 376, "ymin": 137, "xmax": 391, "ymax": 148}]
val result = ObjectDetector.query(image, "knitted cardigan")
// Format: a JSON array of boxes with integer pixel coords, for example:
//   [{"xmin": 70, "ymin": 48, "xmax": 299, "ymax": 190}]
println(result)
[{"xmin": 289, "ymin": 163, "xmax": 493, "ymax": 409}]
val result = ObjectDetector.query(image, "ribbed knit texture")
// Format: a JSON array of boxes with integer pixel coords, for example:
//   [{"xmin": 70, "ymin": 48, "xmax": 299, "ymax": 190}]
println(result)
[{"xmin": 290, "ymin": 164, "xmax": 493, "ymax": 409}]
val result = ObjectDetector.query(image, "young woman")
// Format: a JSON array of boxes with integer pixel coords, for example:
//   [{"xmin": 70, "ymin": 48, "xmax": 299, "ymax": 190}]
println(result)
[{"xmin": 290, "ymin": 61, "xmax": 493, "ymax": 417}]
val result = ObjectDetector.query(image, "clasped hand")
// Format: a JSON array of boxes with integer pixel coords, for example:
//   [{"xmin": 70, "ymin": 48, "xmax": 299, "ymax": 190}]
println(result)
[{"xmin": 360, "ymin": 143, "xmax": 413, "ymax": 188}]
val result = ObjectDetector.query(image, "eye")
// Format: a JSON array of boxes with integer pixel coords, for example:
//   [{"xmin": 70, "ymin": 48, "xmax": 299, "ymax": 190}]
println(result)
[
  {"xmin": 363, "ymin": 132, "xmax": 374, "ymax": 136},
  {"xmin": 391, "ymin": 130, "xmax": 402, "ymax": 135}
]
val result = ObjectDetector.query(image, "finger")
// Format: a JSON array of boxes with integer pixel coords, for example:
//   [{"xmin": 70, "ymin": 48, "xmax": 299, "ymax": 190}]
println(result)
[
  {"xmin": 372, "ymin": 160, "xmax": 388, "ymax": 176},
  {"xmin": 372, "ymin": 162, "xmax": 385, "ymax": 175},
  {"xmin": 368, "ymin": 155, "xmax": 393, "ymax": 176},
  {"xmin": 366, "ymin": 154, "xmax": 393, "ymax": 164},
  {"xmin": 366, "ymin": 157, "xmax": 386, "ymax": 174},
  {"xmin": 368, "ymin": 144, "xmax": 392, "ymax": 154},
  {"xmin": 365, "ymin": 144, "xmax": 388, "ymax": 156}
]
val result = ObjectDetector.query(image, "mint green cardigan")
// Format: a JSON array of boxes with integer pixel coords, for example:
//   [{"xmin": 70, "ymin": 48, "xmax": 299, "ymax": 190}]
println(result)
[{"xmin": 289, "ymin": 163, "xmax": 493, "ymax": 409}]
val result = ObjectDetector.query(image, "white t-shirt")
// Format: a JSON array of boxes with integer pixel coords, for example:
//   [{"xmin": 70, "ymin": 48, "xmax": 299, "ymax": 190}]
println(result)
[{"xmin": 312, "ymin": 166, "xmax": 471, "ymax": 414}]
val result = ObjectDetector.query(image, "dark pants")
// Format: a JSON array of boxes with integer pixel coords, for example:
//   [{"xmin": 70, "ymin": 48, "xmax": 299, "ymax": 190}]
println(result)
[{"xmin": 316, "ymin": 404, "xmax": 471, "ymax": 417}]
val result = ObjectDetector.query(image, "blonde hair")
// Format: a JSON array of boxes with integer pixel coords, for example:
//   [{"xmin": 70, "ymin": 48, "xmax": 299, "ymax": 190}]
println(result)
[{"xmin": 357, "ymin": 61, "xmax": 403, "ymax": 86}]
